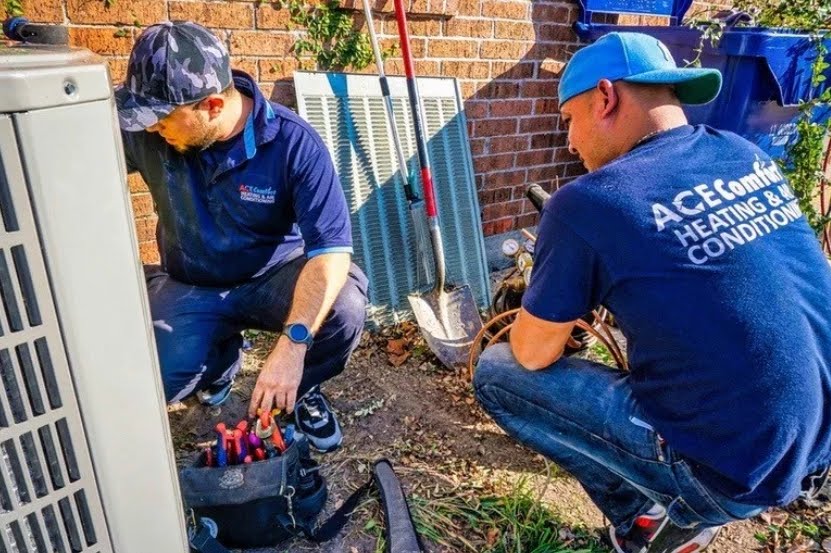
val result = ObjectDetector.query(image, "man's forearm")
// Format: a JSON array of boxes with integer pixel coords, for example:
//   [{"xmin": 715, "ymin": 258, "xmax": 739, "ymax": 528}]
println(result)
[{"xmin": 283, "ymin": 252, "xmax": 351, "ymax": 334}]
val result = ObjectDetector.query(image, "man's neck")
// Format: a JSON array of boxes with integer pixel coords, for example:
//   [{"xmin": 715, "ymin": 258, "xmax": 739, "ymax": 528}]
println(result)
[
  {"xmin": 217, "ymin": 92, "xmax": 254, "ymax": 142},
  {"xmin": 623, "ymin": 105, "xmax": 688, "ymax": 152}
]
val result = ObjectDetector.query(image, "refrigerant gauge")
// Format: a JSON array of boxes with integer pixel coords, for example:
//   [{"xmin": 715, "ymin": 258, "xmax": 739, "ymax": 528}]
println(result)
[{"xmin": 501, "ymin": 238, "xmax": 520, "ymax": 257}]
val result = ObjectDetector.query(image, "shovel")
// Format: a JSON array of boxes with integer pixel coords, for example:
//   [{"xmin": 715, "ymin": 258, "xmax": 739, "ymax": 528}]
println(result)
[
  {"xmin": 391, "ymin": 0, "xmax": 484, "ymax": 369},
  {"xmin": 359, "ymin": 0, "xmax": 431, "ymax": 284}
]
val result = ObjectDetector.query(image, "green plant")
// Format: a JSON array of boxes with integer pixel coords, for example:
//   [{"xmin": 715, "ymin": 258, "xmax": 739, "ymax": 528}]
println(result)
[
  {"xmin": 687, "ymin": 2, "xmax": 831, "ymax": 241},
  {"xmin": 5, "ymin": 0, "xmax": 24, "ymax": 17},
  {"xmin": 272, "ymin": 0, "xmax": 375, "ymax": 71}
]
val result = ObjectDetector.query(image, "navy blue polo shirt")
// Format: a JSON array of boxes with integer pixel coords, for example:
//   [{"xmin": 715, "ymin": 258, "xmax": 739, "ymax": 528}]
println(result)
[
  {"xmin": 121, "ymin": 71, "xmax": 352, "ymax": 286},
  {"xmin": 524, "ymin": 125, "xmax": 831, "ymax": 506}
]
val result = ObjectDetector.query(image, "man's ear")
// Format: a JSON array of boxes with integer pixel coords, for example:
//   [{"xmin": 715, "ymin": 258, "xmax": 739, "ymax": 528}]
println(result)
[
  {"xmin": 595, "ymin": 79, "xmax": 620, "ymax": 119},
  {"xmin": 204, "ymin": 95, "xmax": 225, "ymax": 119}
]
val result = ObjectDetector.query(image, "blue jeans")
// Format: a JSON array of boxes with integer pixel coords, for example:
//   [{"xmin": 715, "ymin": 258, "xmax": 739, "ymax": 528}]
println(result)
[
  {"xmin": 145, "ymin": 257, "xmax": 368, "ymax": 403},
  {"xmin": 474, "ymin": 344, "xmax": 766, "ymax": 533}
]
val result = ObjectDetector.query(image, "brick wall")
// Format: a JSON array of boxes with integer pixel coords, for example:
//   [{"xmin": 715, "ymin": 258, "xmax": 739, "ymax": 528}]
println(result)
[{"xmin": 1, "ymin": 0, "xmax": 732, "ymax": 262}]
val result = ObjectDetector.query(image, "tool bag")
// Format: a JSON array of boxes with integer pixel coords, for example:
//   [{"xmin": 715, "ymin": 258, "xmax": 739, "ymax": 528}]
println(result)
[
  {"xmin": 183, "ymin": 451, "xmax": 424, "ymax": 553},
  {"xmin": 181, "ymin": 434, "xmax": 331, "ymax": 549}
]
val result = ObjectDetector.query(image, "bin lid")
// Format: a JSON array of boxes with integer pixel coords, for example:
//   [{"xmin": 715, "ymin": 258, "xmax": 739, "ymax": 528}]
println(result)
[
  {"xmin": 0, "ymin": 44, "xmax": 112, "ymax": 113},
  {"xmin": 575, "ymin": 0, "xmax": 694, "ymax": 26}
]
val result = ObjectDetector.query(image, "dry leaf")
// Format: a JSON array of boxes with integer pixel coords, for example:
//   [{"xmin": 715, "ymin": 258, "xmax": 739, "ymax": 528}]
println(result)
[
  {"xmin": 388, "ymin": 352, "xmax": 410, "ymax": 367},
  {"xmin": 821, "ymin": 538, "xmax": 831, "ymax": 552},
  {"xmin": 486, "ymin": 527, "xmax": 500, "ymax": 546},
  {"xmin": 761, "ymin": 510, "xmax": 790, "ymax": 526},
  {"xmin": 386, "ymin": 338, "xmax": 407, "ymax": 355}
]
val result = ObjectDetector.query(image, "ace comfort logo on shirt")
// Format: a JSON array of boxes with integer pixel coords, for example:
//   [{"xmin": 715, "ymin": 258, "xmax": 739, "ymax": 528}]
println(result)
[{"xmin": 239, "ymin": 183, "xmax": 276, "ymax": 204}]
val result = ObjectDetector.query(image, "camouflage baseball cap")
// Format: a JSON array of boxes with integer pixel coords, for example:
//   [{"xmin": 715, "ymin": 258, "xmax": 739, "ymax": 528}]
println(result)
[{"xmin": 115, "ymin": 21, "xmax": 232, "ymax": 132}]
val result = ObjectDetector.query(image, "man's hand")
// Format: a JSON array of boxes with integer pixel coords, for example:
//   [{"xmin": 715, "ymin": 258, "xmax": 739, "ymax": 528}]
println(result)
[{"xmin": 248, "ymin": 335, "xmax": 306, "ymax": 417}]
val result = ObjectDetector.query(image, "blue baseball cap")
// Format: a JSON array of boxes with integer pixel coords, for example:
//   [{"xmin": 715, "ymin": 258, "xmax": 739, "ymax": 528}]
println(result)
[
  {"xmin": 558, "ymin": 32, "xmax": 722, "ymax": 107},
  {"xmin": 115, "ymin": 21, "xmax": 232, "ymax": 131}
]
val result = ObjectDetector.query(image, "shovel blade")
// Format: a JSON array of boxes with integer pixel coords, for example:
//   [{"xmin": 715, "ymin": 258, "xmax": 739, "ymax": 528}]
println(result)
[{"xmin": 408, "ymin": 285, "xmax": 483, "ymax": 369}]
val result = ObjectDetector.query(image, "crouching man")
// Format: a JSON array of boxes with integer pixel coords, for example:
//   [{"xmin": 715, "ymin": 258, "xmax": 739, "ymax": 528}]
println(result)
[{"xmin": 474, "ymin": 32, "xmax": 831, "ymax": 553}]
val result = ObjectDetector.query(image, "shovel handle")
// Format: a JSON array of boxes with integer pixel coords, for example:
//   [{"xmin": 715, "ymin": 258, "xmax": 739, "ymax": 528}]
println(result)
[{"xmin": 393, "ymin": 0, "xmax": 438, "ymax": 219}]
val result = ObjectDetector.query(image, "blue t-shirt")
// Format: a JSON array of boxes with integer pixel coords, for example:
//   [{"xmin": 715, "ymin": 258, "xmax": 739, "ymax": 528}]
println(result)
[
  {"xmin": 121, "ymin": 71, "xmax": 353, "ymax": 286},
  {"xmin": 524, "ymin": 125, "xmax": 831, "ymax": 506}
]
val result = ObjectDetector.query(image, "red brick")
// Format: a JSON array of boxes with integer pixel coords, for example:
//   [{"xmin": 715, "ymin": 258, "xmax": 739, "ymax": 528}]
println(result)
[
  {"xmin": 490, "ymin": 99, "xmax": 532, "ymax": 117},
  {"xmin": 170, "ymin": 2, "xmax": 253, "ymax": 29},
  {"xmin": 469, "ymin": 138, "xmax": 486, "ymax": 155},
  {"xmin": 517, "ymin": 149, "xmax": 552, "ymax": 166},
  {"xmin": 480, "ymin": 40, "xmax": 530, "ymax": 60},
  {"xmin": 107, "ymin": 57, "xmax": 129, "ymax": 84},
  {"xmin": 474, "ymin": 118, "xmax": 517, "ymax": 138},
  {"xmin": 538, "ymin": 24, "xmax": 575, "ymax": 42},
  {"xmin": 482, "ymin": 1, "xmax": 528, "ymax": 20},
  {"xmin": 521, "ymin": 80, "xmax": 557, "ymax": 98},
  {"xmin": 69, "ymin": 27, "xmax": 135, "ymax": 55},
  {"xmin": 534, "ymin": 98, "xmax": 560, "ymax": 114},
  {"xmin": 490, "ymin": 61, "xmax": 534, "ymax": 80},
  {"xmin": 464, "ymin": 101, "xmax": 489, "ymax": 119},
  {"xmin": 483, "ymin": 169, "xmax": 527, "ymax": 188},
  {"xmin": 258, "ymin": 58, "xmax": 302, "ymax": 80},
  {"xmin": 553, "ymin": 147, "xmax": 577, "ymax": 163},
  {"xmin": 479, "ymin": 80, "xmax": 521, "ymax": 99},
  {"xmin": 474, "ymin": 153, "xmax": 515, "ymax": 173},
  {"xmin": 520, "ymin": 115, "xmax": 557, "ymax": 133},
  {"xmin": 515, "ymin": 212, "xmax": 539, "ymax": 228},
  {"xmin": 67, "ymin": 0, "xmax": 165, "ymax": 25},
  {"xmin": 484, "ymin": 217, "xmax": 515, "ymax": 235},
  {"xmin": 6, "ymin": 0, "xmax": 63, "ymax": 22},
  {"xmin": 384, "ymin": 59, "xmax": 440, "ymax": 76},
  {"xmin": 528, "ymin": 165, "xmax": 560, "ymax": 183},
  {"xmin": 443, "ymin": 61, "xmax": 489, "ymax": 79},
  {"xmin": 456, "ymin": 0, "xmax": 479, "ymax": 15},
  {"xmin": 232, "ymin": 57, "xmax": 259, "ymax": 79},
  {"xmin": 427, "ymin": 39, "xmax": 477, "ymax": 59},
  {"xmin": 445, "ymin": 18, "xmax": 492, "ymax": 37},
  {"xmin": 127, "ymin": 173, "xmax": 148, "ymax": 194},
  {"xmin": 539, "ymin": 59, "xmax": 566, "ymax": 76},
  {"xmin": 494, "ymin": 21, "xmax": 534, "ymax": 40},
  {"xmin": 256, "ymin": 3, "xmax": 292, "ymax": 29},
  {"xmin": 531, "ymin": 2, "xmax": 570, "ymax": 23},
  {"xmin": 381, "ymin": 37, "xmax": 425, "ymax": 58},
  {"xmin": 139, "ymin": 242, "xmax": 160, "ymax": 264},
  {"xmin": 229, "ymin": 31, "xmax": 292, "ymax": 56},
  {"xmin": 268, "ymin": 81, "xmax": 296, "ymax": 107},
  {"xmin": 563, "ymin": 162, "xmax": 586, "ymax": 178},
  {"xmin": 134, "ymin": 215, "xmax": 158, "ymax": 243},
  {"xmin": 407, "ymin": 17, "xmax": 442, "ymax": 36},
  {"xmin": 640, "ymin": 15, "xmax": 670, "ymax": 26},
  {"xmin": 130, "ymin": 193, "xmax": 154, "ymax": 218},
  {"xmin": 531, "ymin": 132, "xmax": 566, "ymax": 149},
  {"xmin": 482, "ymin": 200, "xmax": 523, "ymax": 221},
  {"xmin": 490, "ymin": 135, "xmax": 529, "ymax": 153}
]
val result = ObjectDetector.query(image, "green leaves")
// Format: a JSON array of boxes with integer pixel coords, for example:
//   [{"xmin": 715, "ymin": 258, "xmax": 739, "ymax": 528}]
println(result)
[
  {"xmin": 274, "ymin": 0, "xmax": 376, "ymax": 72},
  {"xmin": 5, "ymin": 0, "xmax": 24, "ymax": 17}
]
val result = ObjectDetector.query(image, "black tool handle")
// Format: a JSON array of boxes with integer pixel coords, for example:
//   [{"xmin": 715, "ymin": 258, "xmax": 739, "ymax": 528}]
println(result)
[
  {"xmin": 3, "ymin": 17, "xmax": 69, "ymax": 45},
  {"xmin": 526, "ymin": 184, "xmax": 551, "ymax": 213}
]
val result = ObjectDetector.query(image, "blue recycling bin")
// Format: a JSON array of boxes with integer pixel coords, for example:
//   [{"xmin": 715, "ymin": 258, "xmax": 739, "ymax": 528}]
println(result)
[{"xmin": 573, "ymin": 0, "xmax": 831, "ymax": 159}]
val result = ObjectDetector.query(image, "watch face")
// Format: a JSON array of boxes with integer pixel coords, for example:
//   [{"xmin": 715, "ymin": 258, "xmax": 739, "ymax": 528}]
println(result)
[{"xmin": 289, "ymin": 324, "xmax": 310, "ymax": 342}]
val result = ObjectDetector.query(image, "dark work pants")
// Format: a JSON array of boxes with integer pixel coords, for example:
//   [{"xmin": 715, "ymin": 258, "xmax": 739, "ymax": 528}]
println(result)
[{"xmin": 144, "ymin": 257, "xmax": 368, "ymax": 403}]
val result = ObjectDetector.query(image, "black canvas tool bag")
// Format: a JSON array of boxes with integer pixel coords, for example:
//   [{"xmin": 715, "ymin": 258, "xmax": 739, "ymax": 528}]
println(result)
[
  {"xmin": 182, "ymin": 451, "xmax": 424, "ymax": 553},
  {"xmin": 180, "ymin": 435, "xmax": 329, "ymax": 549}
]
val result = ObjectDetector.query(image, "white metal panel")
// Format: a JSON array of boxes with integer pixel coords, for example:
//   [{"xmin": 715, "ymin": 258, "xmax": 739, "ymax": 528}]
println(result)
[{"xmin": 295, "ymin": 71, "xmax": 490, "ymax": 327}]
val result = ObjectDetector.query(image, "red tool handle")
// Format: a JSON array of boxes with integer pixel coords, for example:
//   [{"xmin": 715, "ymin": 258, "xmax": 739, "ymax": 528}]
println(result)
[{"xmin": 393, "ymin": 0, "xmax": 438, "ymax": 219}]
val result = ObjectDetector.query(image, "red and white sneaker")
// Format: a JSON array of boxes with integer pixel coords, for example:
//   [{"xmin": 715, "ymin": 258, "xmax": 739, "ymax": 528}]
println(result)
[{"xmin": 610, "ymin": 505, "xmax": 722, "ymax": 553}]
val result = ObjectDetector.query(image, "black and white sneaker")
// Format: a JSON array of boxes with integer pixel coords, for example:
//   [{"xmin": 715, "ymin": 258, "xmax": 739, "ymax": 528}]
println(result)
[
  {"xmin": 196, "ymin": 378, "xmax": 234, "ymax": 407},
  {"xmin": 610, "ymin": 504, "xmax": 722, "ymax": 553},
  {"xmin": 294, "ymin": 386, "xmax": 342, "ymax": 453}
]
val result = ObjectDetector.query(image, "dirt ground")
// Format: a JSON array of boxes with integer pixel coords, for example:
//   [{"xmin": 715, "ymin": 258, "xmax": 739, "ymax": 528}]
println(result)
[{"xmin": 166, "ymin": 321, "xmax": 794, "ymax": 553}]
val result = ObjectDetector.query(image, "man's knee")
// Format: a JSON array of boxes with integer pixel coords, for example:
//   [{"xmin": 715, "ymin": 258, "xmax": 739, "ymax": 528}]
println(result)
[
  {"xmin": 325, "ymin": 268, "xmax": 368, "ymax": 338},
  {"xmin": 473, "ymin": 343, "xmax": 522, "ymax": 413}
]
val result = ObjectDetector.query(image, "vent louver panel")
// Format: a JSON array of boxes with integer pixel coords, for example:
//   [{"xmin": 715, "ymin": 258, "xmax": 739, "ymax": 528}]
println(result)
[
  {"xmin": 295, "ymin": 72, "xmax": 490, "ymax": 327},
  {"xmin": 0, "ymin": 116, "xmax": 112, "ymax": 553}
]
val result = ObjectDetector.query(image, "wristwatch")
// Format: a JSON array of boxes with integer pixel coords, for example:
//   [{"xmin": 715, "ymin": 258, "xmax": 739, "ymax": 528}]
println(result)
[{"xmin": 284, "ymin": 322, "xmax": 314, "ymax": 349}]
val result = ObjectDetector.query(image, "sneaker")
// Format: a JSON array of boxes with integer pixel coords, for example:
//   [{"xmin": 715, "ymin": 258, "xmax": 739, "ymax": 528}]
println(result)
[
  {"xmin": 294, "ymin": 386, "xmax": 342, "ymax": 453},
  {"xmin": 196, "ymin": 378, "xmax": 234, "ymax": 407},
  {"xmin": 610, "ymin": 504, "xmax": 670, "ymax": 553},
  {"xmin": 648, "ymin": 522, "xmax": 722, "ymax": 553}
]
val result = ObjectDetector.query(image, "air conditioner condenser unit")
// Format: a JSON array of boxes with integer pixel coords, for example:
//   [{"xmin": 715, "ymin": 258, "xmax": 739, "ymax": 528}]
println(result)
[{"xmin": 0, "ymin": 44, "xmax": 188, "ymax": 552}]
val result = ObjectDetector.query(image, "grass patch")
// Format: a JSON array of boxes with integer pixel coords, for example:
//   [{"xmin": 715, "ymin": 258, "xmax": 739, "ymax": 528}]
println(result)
[
  {"xmin": 586, "ymin": 341, "xmax": 616, "ymax": 367},
  {"xmin": 365, "ymin": 478, "xmax": 606, "ymax": 553}
]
